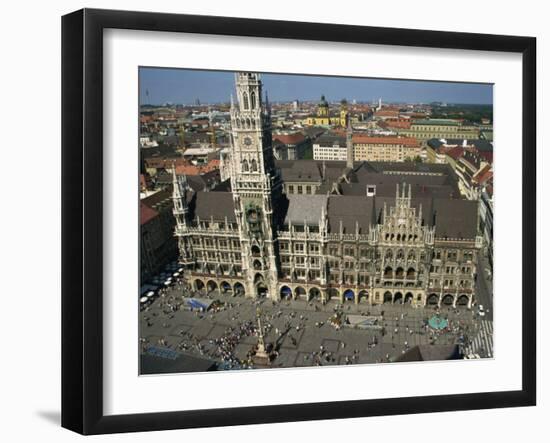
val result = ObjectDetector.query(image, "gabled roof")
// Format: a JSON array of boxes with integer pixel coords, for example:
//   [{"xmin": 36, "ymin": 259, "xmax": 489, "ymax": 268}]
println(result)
[
  {"xmin": 433, "ymin": 199, "xmax": 478, "ymax": 239},
  {"xmin": 284, "ymin": 194, "xmax": 328, "ymax": 225},
  {"xmin": 327, "ymin": 195, "xmax": 374, "ymax": 233},
  {"xmin": 191, "ymin": 191, "xmax": 236, "ymax": 222}
]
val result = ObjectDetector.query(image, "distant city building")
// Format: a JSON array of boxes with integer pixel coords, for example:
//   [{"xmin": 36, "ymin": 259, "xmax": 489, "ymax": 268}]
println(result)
[
  {"xmin": 353, "ymin": 135, "xmax": 421, "ymax": 162},
  {"xmin": 396, "ymin": 119, "xmax": 480, "ymax": 144},
  {"xmin": 304, "ymin": 96, "xmax": 349, "ymax": 127},
  {"xmin": 313, "ymin": 134, "xmax": 347, "ymax": 161},
  {"xmin": 141, "ymin": 187, "xmax": 178, "ymax": 282}
]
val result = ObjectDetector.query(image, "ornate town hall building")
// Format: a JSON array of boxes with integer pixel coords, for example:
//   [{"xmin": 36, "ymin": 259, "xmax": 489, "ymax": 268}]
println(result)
[{"xmin": 172, "ymin": 72, "xmax": 483, "ymax": 308}]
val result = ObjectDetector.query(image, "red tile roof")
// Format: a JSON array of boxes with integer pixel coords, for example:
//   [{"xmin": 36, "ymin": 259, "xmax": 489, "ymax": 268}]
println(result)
[
  {"xmin": 140, "ymin": 202, "xmax": 158, "ymax": 225},
  {"xmin": 445, "ymin": 146, "xmax": 465, "ymax": 160},
  {"xmin": 374, "ymin": 110, "xmax": 399, "ymax": 117},
  {"xmin": 175, "ymin": 159, "xmax": 220, "ymax": 176},
  {"xmin": 273, "ymin": 133, "xmax": 306, "ymax": 145},
  {"xmin": 352, "ymin": 135, "xmax": 419, "ymax": 147},
  {"xmin": 473, "ymin": 164, "xmax": 493, "ymax": 185},
  {"xmin": 384, "ymin": 119, "xmax": 411, "ymax": 129}
]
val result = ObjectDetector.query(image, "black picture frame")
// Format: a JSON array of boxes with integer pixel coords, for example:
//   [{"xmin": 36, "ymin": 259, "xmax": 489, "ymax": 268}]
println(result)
[{"xmin": 62, "ymin": 8, "xmax": 536, "ymax": 435}]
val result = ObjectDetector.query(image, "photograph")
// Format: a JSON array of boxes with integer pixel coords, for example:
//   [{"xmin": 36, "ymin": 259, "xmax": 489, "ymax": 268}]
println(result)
[{"xmin": 138, "ymin": 68, "xmax": 494, "ymax": 374}]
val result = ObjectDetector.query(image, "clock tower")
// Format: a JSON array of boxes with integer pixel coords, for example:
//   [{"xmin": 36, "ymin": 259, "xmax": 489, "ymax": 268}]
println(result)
[{"xmin": 229, "ymin": 72, "xmax": 282, "ymax": 300}]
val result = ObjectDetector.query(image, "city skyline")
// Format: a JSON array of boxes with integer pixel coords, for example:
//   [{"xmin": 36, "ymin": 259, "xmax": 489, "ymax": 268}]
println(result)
[{"xmin": 139, "ymin": 68, "xmax": 494, "ymax": 106}]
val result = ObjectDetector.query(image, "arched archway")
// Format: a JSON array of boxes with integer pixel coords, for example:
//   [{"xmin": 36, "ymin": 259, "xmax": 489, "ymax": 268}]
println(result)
[
  {"xmin": 395, "ymin": 267, "xmax": 404, "ymax": 279},
  {"xmin": 394, "ymin": 292, "xmax": 403, "ymax": 304},
  {"xmin": 384, "ymin": 266, "xmax": 393, "ymax": 278},
  {"xmin": 427, "ymin": 293, "xmax": 439, "ymax": 305},
  {"xmin": 406, "ymin": 267, "xmax": 416, "ymax": 279},
  {"xmin": 206, "ymin": 280, "xmax": 218, "ymax": 293},
  {"xmin": 343, "ymin": 289, "xmax": 355, "ymax": 302},
  {"xmin": 295, "ymin": 286, "xmax": 306, "ymax": 299},
  {"xmin": 220, "ymin": 281, "xmax": 232, "ymax": 294},
  {"xmin": 309, "ymin": 287, "xmax": 321, "ymax": 300},
  {"xmin": 253, "ymin": 259, "xmax": 262, "ymax": 270},
  {"xmin": 251, "ymin": 245, "xmax": 261, "ymax": 256},
  {"xmin": 457, "ymin": 294, "xmax": 470, "ymax": 306},
  {"xmin": 327, "ymin": 288, "xmax": 339, "ymax": 301},
  {"xmin": 358, "ymin": 290, "xmax": 368, "ymax": 302},
  {"xmin": 404, "ymin": 292, "xmax": 414, "ymax": 304},
  {"xmin": 280, "ymin": 286, "xmax": 292, "ymax": 299},
  {"xmin": 254, "ymin": 273, "xmax": 267, "ymax": 298},
  {"xmin": 442, "ymin": 294, "xmax": 454, "ymax": 306},
  {"xmin": 233, "ymin": 282, "xmax": 245, "ymax": 296},
  {"xmin": 383, "ymin": 291, "xmax": 393, "ymax": 304},
  {"xmin": 194, "ymin": 279, "xmax": 205, "ymax": 291}
]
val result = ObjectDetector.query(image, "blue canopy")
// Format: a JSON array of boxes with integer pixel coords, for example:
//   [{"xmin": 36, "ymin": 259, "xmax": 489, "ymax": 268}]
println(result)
[{"xmin": 187, "ymin": 299, "xmax": 209, "ymax": 310}]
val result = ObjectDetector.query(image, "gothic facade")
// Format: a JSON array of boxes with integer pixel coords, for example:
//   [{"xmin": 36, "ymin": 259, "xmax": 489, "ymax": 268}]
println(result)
[{"xmin": 172, "ymin": 72, "xmax": 483, "ymax": 308}]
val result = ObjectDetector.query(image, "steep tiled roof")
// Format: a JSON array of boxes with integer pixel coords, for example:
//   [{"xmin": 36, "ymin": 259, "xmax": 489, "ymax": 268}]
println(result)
[{"xmin": 140, "ymin": 202, "xmax": 159, "ymax": 225}]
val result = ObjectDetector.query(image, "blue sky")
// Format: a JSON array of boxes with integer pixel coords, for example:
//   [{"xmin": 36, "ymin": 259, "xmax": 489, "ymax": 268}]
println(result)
[{"xmin": 139, "ymin": 67, "xmax": 493, "ymax": 105}]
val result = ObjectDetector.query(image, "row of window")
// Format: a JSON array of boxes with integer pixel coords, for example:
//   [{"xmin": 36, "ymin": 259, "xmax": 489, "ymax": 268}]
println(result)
[
  {"xmin": 192, "ymin": 238, "xmax": 241, "ymax": 249},
  {"xmin": 434, "ymin": 249, "xmax": 474, "ymax": 262},
  {"xmin": 195, "ymin": 251, "xmax": 242, "ymax": 261},
  {"xmin": 429, "ymin": 279, "xmax": 472, "ymax": 289},
  {"xmin": 430, "ymin": 265, "xmax": 473, "ymax": 274},
  {"xmin": 286, "ymin": 184, "xmax": 317, "ymax": 195}
]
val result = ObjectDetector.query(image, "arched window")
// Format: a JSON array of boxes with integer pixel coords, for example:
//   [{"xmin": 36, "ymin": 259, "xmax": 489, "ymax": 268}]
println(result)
[
  {"xmin": 385, "ymin": 250, "xmax": 393, "ymax": 260},
  {"xmin": 397, "ymin": 249, "xmax": 404, "ymax": 259},
  {"xmin": 242, "ymin": 159, "xmax": 249, "ymax": 172},
  {"xmin": 250, "ymin": 91, "xmax": 256, "ymax": 109},
  {"xmin": 250, "ymin": 159, "xmax": 258, "ymax": 172},
  {"xmin": 242, "ymin": 92, "xmax": 249, "ymax": 110}
]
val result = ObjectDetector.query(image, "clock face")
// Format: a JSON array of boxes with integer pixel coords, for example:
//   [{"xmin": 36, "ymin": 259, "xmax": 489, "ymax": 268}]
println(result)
[{"xmin": 243, "ymin": 136, "xmax": 252, "ymax": 146}]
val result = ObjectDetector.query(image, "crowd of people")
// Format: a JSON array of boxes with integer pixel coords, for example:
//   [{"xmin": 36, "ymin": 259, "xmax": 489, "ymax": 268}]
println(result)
[{"xmin": 140, "ymin": 276, "xmax": 484, "ymax": 369}]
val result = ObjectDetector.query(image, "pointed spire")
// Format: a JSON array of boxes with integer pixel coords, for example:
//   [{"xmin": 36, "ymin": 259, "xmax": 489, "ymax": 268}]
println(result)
[
  {"xmin": 171, "ymin": 161, "xmax": 182, "ymax": 198},
  {"xmin": 346, "ymin": 114, "xmax": 354, "ymax": 169}
]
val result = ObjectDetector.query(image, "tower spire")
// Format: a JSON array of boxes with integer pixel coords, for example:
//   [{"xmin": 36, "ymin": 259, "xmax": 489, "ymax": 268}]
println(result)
[{"xmin": 346, "ymin": 115, "xmax": 354, "ymax": 169}]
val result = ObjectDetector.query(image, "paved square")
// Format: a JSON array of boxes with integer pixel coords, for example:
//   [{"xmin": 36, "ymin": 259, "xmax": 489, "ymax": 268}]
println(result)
[{"xmin": 139, "ymin": 286, "xmax": 492, "ymax": 373}]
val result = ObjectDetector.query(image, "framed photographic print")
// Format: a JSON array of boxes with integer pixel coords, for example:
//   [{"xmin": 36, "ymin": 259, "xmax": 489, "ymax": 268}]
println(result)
[{"xmin": 61, "ymin": 8, "xmax": 536, "ymax": 435}]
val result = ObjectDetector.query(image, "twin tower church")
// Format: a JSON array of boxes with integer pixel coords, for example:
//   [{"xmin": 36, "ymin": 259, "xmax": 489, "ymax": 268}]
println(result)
[{"xmin": 172, "ymin": 72, "xmax": 482, "ymax": 308}]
